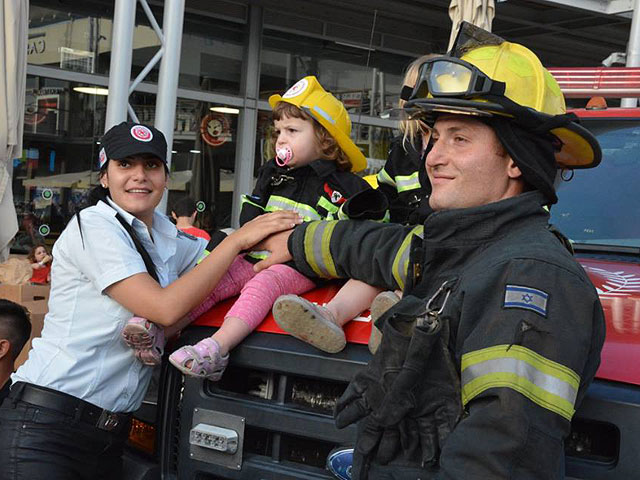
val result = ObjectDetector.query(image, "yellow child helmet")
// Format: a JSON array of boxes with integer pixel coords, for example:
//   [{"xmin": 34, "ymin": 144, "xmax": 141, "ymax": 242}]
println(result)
[
  {"xmin": 268, "ymin": 76, "xmax": 367, "ymax": 172},
  {"xmin": 406, "ymin": 25, "xmax": 600, "ymax": 170}
]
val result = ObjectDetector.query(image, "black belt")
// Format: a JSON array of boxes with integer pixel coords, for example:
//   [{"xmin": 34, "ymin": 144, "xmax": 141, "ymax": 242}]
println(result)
[{"xmin": 9, "ymin": 382, "xmax": 132, "ymax": 434}]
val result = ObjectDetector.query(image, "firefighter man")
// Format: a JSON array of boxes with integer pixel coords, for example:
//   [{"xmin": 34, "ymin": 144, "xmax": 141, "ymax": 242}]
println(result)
[{"xmin": 256, "ymin": 24, "xmax": 605, "ymax": 479}]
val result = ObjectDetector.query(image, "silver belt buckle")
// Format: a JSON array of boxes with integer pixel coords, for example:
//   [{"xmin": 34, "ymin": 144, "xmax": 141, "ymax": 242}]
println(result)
[{"xmin": 97, "ymin": 410, "xmax": 121, "ymax": 431}]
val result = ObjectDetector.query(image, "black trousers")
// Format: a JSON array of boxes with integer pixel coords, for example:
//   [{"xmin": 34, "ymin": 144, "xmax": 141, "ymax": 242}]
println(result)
[{"xmin": 0, "ymin": 384, "xmax": 130, "ymax": 480}]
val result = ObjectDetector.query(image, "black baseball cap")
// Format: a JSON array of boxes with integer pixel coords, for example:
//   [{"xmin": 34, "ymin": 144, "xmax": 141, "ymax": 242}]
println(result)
[{"xmin": 98, "ymin": 121, "xmax": 167, "ymax": 168}]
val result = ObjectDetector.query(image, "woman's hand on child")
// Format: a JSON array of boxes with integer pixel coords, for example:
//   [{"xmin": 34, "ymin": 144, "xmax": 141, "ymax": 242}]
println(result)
[
  {"xmin": 253, "ymin": 230, "xmax": 294, "ymax": 272},
  {"xmin": 231, "ymin": 211, "xmax": 302, "ymax": 252}
]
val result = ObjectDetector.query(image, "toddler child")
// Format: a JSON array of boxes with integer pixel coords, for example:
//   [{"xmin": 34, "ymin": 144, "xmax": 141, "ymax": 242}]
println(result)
[{"xmin": 273, "ymin": 55, "xmax": 436, "ymax": 354}]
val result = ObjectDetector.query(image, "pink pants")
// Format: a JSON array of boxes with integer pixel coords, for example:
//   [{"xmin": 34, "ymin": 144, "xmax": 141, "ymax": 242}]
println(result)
[{"xmin": 188, "ymin": 255, "xmax": 316, "ymax": 330}]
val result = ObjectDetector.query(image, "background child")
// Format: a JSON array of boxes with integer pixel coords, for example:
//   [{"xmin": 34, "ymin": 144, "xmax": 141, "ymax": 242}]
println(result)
[
  {"xmin": 27, "ymin": 244, "xmax": 52, "ymax": 284},
  {"xmin": 171, "ymin": 196, "xmax": 211, "ymax": 241},
  {"xmin": 125, "ymin": 76, "xmax": 378, "ymax": 378},
  {"xmin": 377, "ymin": 53, "xmax": 437, "ymax": 225},
  {"xmin": 273, "ymin": 55, "xmax": 436, "ymax": 354}
]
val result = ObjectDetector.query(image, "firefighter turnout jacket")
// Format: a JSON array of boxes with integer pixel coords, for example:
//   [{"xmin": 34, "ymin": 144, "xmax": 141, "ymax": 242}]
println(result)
[
  {"xmin": 288, "ymin": 191, "xmax": 605, "ymax": 479},
  {"xmin": 376, "ymin": 135, "xmax": 432, "ymax": 225}
]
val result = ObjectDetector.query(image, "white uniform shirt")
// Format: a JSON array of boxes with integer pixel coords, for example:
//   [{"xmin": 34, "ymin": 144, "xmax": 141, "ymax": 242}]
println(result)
[{"xmin": 13, "ymin": 198, "xmax": 207, "ymax": 412}]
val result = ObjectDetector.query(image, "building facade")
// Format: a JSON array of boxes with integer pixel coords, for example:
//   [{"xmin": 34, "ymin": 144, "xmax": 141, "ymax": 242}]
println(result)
[{"xmin": 13, "ymin": 0, "xmax": 631, "ymax": 252}]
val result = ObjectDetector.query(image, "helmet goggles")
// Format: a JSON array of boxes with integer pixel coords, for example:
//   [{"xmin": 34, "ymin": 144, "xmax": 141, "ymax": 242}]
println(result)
[{"xmin": 405, "ymin": 57, "xmax": 506, "ymax": 101}]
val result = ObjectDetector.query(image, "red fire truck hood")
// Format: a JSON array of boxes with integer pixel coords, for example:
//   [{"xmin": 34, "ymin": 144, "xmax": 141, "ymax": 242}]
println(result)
[
  {"xmin": 579, "ymin": 257, "xmax": 640, "ymax": 386},
  {"xmin": 193, "ymin": 257, "xmax": 640, "ymax": 386}
]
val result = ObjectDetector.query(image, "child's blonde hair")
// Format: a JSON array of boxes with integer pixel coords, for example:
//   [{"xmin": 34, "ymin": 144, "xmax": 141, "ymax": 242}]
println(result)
[
  {"xmin": 270, "ymin": 102, "xmax": 352, "ymax": 172},
  {"xmin": 399, "ymin": 54, "xmax": 439, "ymax": 150}
]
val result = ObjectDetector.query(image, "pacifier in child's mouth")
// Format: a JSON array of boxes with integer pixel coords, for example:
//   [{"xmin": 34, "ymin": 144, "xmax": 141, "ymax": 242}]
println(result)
[{"xmin": 275, "ymin": 146, "xmax": 293, "ymax": 167}]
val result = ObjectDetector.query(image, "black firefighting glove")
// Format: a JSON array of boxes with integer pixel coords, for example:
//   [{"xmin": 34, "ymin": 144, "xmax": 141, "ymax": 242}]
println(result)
[
  {"xmin": 354, "ymin": 316, "xmax": 463, "ymax": 479},
  {"xmin": 407, "ymin": 322, "xmax": 463, "ymax": 467},
  {"xmin": 353, "ymin": 316, "xmax": 443, "ymax": 467},
  {"xmin": 334, "ymin": 306, "xmax": 413, "ymax": 430},
  {"xmin": 340, "ymin": 188, "xmax": 389, "ymax": 221}
]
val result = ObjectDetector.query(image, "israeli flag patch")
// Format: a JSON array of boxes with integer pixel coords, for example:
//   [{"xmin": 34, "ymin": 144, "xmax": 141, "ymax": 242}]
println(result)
[{"xmin": 504, "ymin": 285, "xmax": 549, "ymax": 317}]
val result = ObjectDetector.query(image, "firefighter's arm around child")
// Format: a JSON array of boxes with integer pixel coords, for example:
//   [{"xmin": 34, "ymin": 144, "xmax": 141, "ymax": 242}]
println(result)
[{"xmin": 256, "ymin": 218, "xmax": 422, "ymax": 290}]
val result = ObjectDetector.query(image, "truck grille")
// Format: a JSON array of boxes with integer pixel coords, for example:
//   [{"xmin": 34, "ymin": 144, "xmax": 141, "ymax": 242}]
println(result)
[{"xmin": 159, "ymin": 330, "xmax": 368, "ymax": 479}]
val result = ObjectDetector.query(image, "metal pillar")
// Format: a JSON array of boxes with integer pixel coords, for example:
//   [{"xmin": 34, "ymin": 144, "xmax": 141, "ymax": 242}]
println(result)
[
  {"xmin": 378, "ymin": 71, "xmax": 385, "ymax": 114},
  {"xmin": 155, "ymin": 0, "xmax": 185, "ymax": 213},
  {"xmin": 622, "ymin": 0, "xmax": 640, "ymax": 107},
  {"xmin": 105, "ymin": 0, "xmax": 136, "ymax": 129},
  {"xmin": 230, "ymin": 5, "xmax": 263, "ymax": 227}
]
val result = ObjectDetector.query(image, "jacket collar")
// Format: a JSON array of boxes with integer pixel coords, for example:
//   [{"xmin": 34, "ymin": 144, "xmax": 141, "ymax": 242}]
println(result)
[
  {"xmin": 423, "ymin": 191, "xmax": 549, "ymax": 245},
  {"xmin": 269, "ymin": 158, "xmax": 340, "ymax": 178}
]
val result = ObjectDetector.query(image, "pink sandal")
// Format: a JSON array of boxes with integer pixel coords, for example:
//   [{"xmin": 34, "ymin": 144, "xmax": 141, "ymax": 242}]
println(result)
[
  {"xmin": 122, "ymin": 316, "xmax": 166, "ymax": 366},
  {"xmin": 168, "ymin": 337, "xmax": 229, "ymax": 381}
]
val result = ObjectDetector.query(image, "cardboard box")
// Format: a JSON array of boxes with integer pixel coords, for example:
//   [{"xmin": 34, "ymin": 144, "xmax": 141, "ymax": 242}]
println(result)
[
  {"xmin": 21, "ymin": 299, "xmax": 49, "ymax": 316},
  {"xmin": 13, "ymin": 312, "xmax": 45, "ymax": 370},
  {"xmin": 0, "ymin": 283, "xmax": 50, "ymax": 303}
]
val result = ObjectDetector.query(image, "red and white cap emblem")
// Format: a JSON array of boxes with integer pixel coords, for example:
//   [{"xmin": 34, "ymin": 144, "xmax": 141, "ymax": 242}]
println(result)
[
  {"xmin": 98, "ymin": 147, "xmax": 108, "ymax": 167},
  {"xmin": 282, "ymin": 78, "xmax": 309, "ymax": 99},
  {"xmin": 130, "ymin": 125, "xmax": 153, "ymax": 142}
]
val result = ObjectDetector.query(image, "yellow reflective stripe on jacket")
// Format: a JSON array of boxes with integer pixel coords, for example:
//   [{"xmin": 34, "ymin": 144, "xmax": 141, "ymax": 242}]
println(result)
[
  {"xmin": 317, "ymin": 196, "xmax": 339, "ymax": 217},
  {"xmin": 265, "ymin": 195, "xmax": 322, "ymax": 221},
  {"xmin": 391, "ymin": 225, "xmax": 423, "ymax": 290},
  {"xmin": 241, "ymin": 194, "xmax": 265, "ymax": 211},
  {"xmin": 395, "ymin": 172, "xmax": 421, "ymax": 193},
  {"xmin": 461, "ymin": 345, "xmax": 580, "ymax": 421},
  {"xmin": 196, "ymin": 249, "xmax": 211, "ymax": 264},
  {"xmin": 303, "ymin": 221, "xmax": 338, "ymax": 278},
  {"xmin": 377, "ymin": 167, "xmax": 395, "ymax": 187},
  {"xmin": 245, "ymin": 250, "xmax": 269, "ymax": 260}
]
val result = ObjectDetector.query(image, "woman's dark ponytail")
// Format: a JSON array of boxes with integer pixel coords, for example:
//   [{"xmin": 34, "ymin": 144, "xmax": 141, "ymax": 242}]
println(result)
[
  {"xmin": 86, "ymin": 184, "xmax": 110, "ymax": 208},
  {"xmin": 77, "ymin": 165, "xmax": 109, "ymax": 246}
]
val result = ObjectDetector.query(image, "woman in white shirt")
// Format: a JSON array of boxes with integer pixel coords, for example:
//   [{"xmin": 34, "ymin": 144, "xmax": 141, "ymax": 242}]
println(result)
[{"xmin": 0, "ymin": 122, "xmax": 300, "ymax": 480}]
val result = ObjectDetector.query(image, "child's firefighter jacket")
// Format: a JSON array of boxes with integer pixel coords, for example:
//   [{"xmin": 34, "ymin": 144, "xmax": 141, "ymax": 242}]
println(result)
[
  {"xmin": 239, "ymin": 158, "xmax": 388, "ymax": 263},
  {"xmin": 287, "ymin": 191, "xmax": 605, "ymax": 479},
  {"xmin": 376, "ymin": 135, "xmax": 432, "ymax": 225}
]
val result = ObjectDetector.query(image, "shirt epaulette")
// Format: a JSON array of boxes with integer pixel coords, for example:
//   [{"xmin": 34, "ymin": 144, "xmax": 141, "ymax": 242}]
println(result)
[{"xmin": 177, "ymin": 229, "xmax": 198, "ymax": 241}]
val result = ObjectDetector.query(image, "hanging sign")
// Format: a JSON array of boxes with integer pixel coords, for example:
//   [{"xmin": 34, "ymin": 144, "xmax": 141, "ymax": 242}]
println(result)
[{"xmin": 200, "ymin": 113, "xmax": 231, "ymax": 147}]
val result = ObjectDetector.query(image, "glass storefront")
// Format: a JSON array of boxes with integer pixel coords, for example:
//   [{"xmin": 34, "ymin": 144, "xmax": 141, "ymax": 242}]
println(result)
[
  {"xmin": 14, "ymin": 75, "xmax": 242, "ymax": 252},
  {"xmin": 28, "ymin": 3, "xmax": 247, "ymax": 95},
  {"xmin": 261, "ymin": 28, "xmax": 413, "ymax": 116},
  {"xmin": 15, "ymin": 1, "xmax": 412, "ymax": 254}
]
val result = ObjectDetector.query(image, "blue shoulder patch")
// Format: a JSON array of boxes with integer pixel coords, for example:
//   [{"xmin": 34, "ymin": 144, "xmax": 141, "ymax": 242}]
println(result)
[{"xmin": 503, "ymin": 284, "xmax": 548, "ymax": 317}]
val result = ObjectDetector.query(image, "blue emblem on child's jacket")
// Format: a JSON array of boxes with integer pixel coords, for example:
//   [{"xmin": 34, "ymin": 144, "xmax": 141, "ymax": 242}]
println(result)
[{"xmin": 503, "ymin": 285, "xmax": 549, "ymax": 317}]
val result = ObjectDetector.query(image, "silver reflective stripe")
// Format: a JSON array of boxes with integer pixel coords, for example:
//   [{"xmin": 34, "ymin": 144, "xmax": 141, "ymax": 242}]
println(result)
[
  {"xmin": 312, "ymin": 105, "xmax": 336, "ymax": 124},
  {"xmin": 396, "ymin": 173, "xmax": 420, "ymax": 192},
  {"xmin": 266, "ymin": 197, "xmax": 321, "ymax": 220},
  {"xmin": 462, "ymin": 357, "xmax": 578, "ymax": 407},
  {"xmin": 391, "ymin": 226, "xmax": 423, "ymax": 289},
  {"xmin": 311, "ymin": 221, "xmax": 331, "ymax": 277},
  {"xmin": 377, "ymin": 168, "xmax": 395, "ymax": 187}
]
